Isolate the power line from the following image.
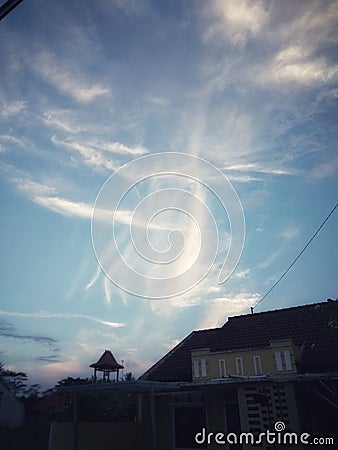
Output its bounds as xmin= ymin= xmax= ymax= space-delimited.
xmin=0 ymin=0 xmax=24 ymax=21
xmin=252 ymin=202 xmax=338 ymax=312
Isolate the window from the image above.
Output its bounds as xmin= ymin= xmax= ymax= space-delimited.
xmin=253 ymin=355 xmax=262 ymax=375
xmin=218 ymin=359 xmax=226 ymax=377
xmin=275 ymin=350 xmax=293 ymax=371
xmin=284 ymin=350 xmax=292 ymax=370
xmin=275 ymin=351 xmax=283 ymax=371
xmin=201 ymin=359 xmax=207 ymax=377
xmin=193 ymin=359 xmax=199 ymax=378
xmin=236 ymin=357 xmax=244 ymax=376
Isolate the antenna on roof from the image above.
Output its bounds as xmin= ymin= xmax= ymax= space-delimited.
xmin=250 ymin=307 xmax=254 ymax=314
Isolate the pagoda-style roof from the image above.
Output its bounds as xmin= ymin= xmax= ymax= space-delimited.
xmin=90 ymin=350 xmax=124 ymax=372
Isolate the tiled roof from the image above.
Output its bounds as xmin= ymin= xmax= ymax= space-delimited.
xmin=140 ymin=329 xmax=219 ymax=382
xmin=90 ymin=350 xmax=124 ymax=371
xmin=141 ymin=299 xmax=338 ymax=381
xmin=216 ymin=300 xmax=338 ymax=372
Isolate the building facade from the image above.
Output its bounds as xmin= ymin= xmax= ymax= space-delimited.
xmin=141 ymin=299 xmax=338 ymax=450
xmin=49 ymin=299 xmax=338 ymax=450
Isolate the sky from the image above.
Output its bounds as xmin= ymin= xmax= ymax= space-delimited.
xmin=0 ymin=0 xmax=337 ymax=389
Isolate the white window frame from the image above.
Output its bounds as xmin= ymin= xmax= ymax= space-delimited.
xmin=193 ymin=359 xmax=200 ymax=378
xmin=235 ymin=357 xmax=244 ymax=376
xmin=253 ymin=355 xmax=262 ymax=375
xmin=284 ymin=350 xmax=292 ymax=370
xmin=218 ymin=359 xmax=226 ymax=378
xmin=201 ymin=358 xmax=207 ymax=377
xmin=275 ymin=351 xmax=283 ymax=371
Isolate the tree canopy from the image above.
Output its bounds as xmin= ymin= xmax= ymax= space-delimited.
xmin=0 ymin=362 xmax=40 ymax=398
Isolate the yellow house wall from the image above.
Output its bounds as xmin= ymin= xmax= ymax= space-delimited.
xmin=191 ymin=340 xmax=298 ymax=381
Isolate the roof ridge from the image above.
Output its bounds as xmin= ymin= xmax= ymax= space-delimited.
xmin=140 ymin=298 xmax=338 ymax=382
xmin=225 ymin=299 xmax=337 ymax=324
xmin=139 ymin=331 xmax=196 ymax=380
xmin=194 ymin=327 xmax=222 ymax=333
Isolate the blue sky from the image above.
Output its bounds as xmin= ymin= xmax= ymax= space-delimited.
xmin=0 ymin=0 xmax=337 ymax=388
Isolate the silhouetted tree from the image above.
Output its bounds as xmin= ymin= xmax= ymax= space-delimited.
xmin=55 ymin=377 xmax=91 ymax=388
xmin=123 ymin=372 xmax=135 ymax=381
xmin=0 ymin=362 xmax=28 ymax=396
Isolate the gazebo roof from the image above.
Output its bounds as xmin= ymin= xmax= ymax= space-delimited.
xmin=90 ymin=350 xmax=124 ymax=371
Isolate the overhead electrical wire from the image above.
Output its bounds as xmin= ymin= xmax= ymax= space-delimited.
xmin=252 ymin=202 xmax=338 ymax=312
xmin=0 ymin=0 xmax=24 ymax=21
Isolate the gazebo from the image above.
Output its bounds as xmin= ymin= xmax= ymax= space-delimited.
xmin=89 ymin=350 xmax=124 ymax=383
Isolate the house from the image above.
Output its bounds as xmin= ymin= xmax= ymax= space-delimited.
xmin=140 ymin=299 xmax=338 ymax=449
xmin=50 ymin=299 xmax=338 ymax=450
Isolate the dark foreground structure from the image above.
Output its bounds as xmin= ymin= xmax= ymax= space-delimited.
xmin=50 ymin=299 xmax=338 ymax=450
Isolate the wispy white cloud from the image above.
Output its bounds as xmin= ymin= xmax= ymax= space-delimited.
xmin=65 ymin=258 xmax=93 ymax=300
xmin=0 ymin=134 xmax=26 ymax=147
xmin=309 ymin=157 xmax=338 ymax=180
xmin=280 ymin=228 xmax=299 ymax=240
xmin=0 ymin=310 xmax=125 ymax=329
xmin=162 ymin=338 xmax=181 ymax=350
xmin=203 ymin=0 xmax=268 ymax=46
xmin=197 ymin=292 xmax=260 ymax=329
xmin=147 ymin=95 xmax=170 ymax=106
xmin=226 ymin=174 xmax=262 ymax=183
xmin=0 ymin=134 xmax=27 ymax=153
xmin=43 ymin=109 xmax=86 ymax=134
xmin=34 ymin=50 xmax=110 ymax=103
xmin=233 ymin=268 xmax=251 ymax=279
xmin=99 ymin=141 xmax=148 ymax=156
xmin=256 ymin=246 xmax=285 ymax=271
xmin=0 ymin=100 xmax=27 ymax=118
xmin=104 ymin=277 xmax=113 ymax=305
xmin=200 ymin=0 xmax=338 ymax=92
xmin=17 ymin=179 xmax=57 ymax=197
xmin=100 ymin=0 xmax=149 ymax=16
xmin=32 ymin=194 xmax=138 ymax=225
xmin=224 ymin=163 xmax=297 ymax=176
xmin=8 ymin=168 xmax=177 ymax=230
xmin=51 ymin=135 xmax=117 ymax=172
xmin=51 ymin=135 xmax=148 ymax=172
xmin=149 ymin=296 xmax=197 ymax=318
xmin=34 ymin=195 xmax=94 ymax=218
xmin=1 ymin=165 xmax=94 ymax=219
xmin=275 ymin=1 xmax=338 ymax=49
xmin=263 ymin=44 xmax=338 ymax=85
xmin=85 ymin=266 xmax=102 ymax=291
xmin=251 ymin=1 xmax=338 ymax=87
xmin=148 ymin=260 xmax=238 ymax=319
